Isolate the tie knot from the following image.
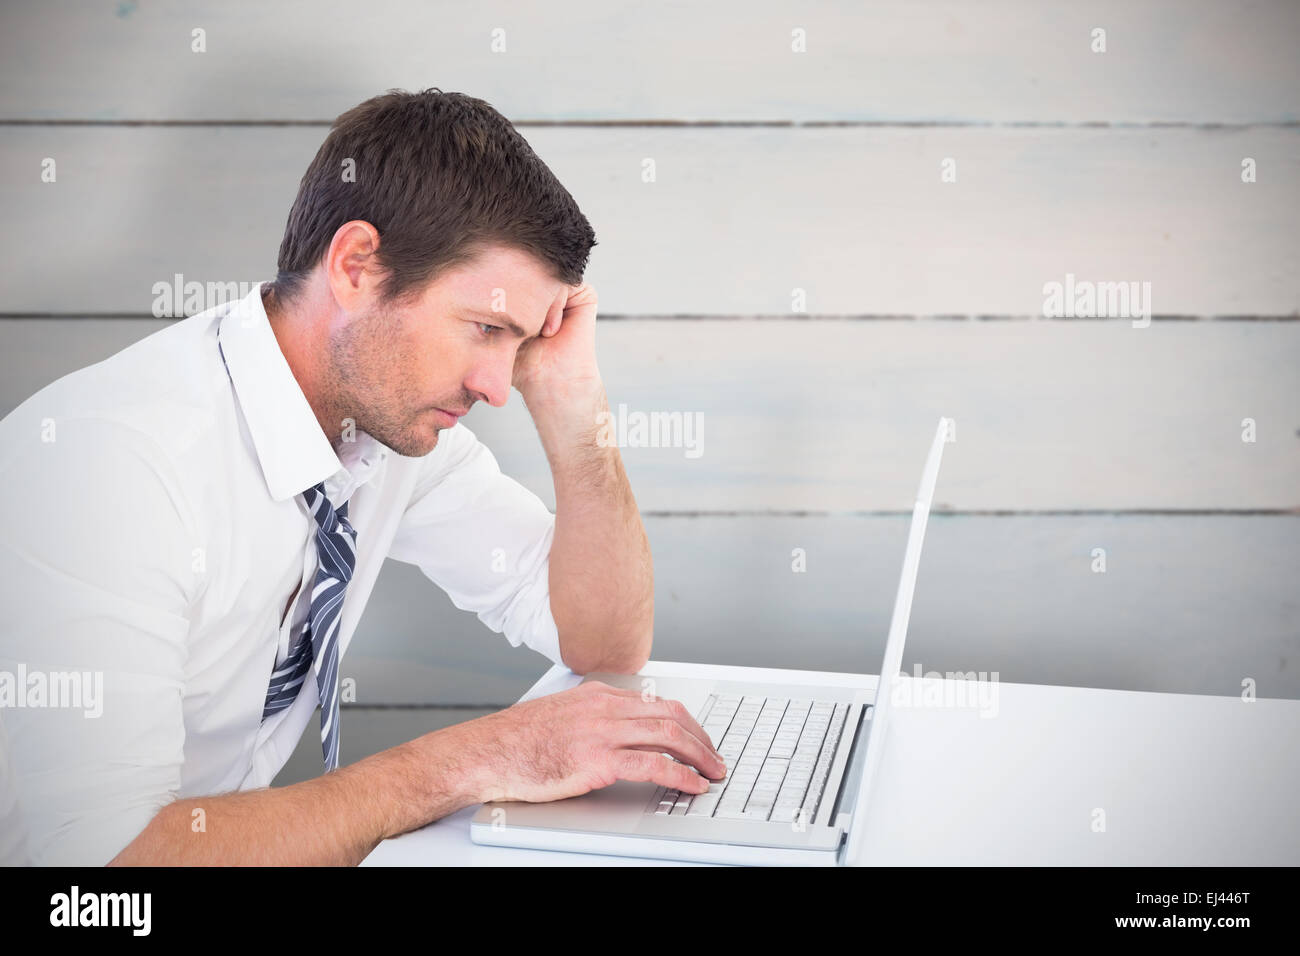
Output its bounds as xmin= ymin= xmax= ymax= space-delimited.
xmin=301 ymin=481 xmax=355 ymax=540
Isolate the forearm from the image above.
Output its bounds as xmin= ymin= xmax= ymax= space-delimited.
xmin=525 ymin=380 xmax=654 ymax=674
xmin=107 ymin=720 xmax=489 ymax=866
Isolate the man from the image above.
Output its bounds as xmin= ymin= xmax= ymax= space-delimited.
xmin=0 ymin=88 xmax=725 ymax=865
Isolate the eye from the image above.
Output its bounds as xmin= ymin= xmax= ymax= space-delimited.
xmin=476 ymin=322 xmax=502 ymax=337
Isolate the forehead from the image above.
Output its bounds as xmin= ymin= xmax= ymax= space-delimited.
xmin=424 ymin=243 xmax=568 ymax=333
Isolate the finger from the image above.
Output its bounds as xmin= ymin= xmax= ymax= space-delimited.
xmin=543 ymin=289 xmax=572 ymax=336
xmin=625 ymin=745 xmax=729 ymax=782
xmin=611 ymin=750 xmax=712 ymax=795
xmin=621 ymin=694 xmax=721 ymax=756
xmin=613 ymin=717 xmax=727 ymax=780
xmin=583 ymin=684 xmax=722 ymax=757
xmin=561 ymin=283 xmax=596 ymax=317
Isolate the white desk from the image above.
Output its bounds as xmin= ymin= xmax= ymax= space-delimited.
xmin=362 ymin=660 xmax=1300 ymax=866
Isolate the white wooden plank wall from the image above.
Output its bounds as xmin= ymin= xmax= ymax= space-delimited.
xmin=0 ymin=1 xmax=1295 ymax=704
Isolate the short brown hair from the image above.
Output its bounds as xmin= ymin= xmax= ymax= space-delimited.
xmin=267 ymin=88 xmax=597 ymax=308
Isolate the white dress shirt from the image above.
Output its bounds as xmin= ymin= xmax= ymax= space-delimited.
xmin=0 ymin=281 xmax=563 ymax=865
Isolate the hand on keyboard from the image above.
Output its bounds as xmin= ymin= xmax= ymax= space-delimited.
xmin=468 ymin=680 xmax=728 ymax=804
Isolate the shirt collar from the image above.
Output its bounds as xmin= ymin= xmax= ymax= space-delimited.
xmin=217 ymin=282 xmax=388 ymax=503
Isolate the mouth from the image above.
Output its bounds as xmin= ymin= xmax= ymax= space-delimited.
xmin=432 ymin=407 xmax=467 ymax=425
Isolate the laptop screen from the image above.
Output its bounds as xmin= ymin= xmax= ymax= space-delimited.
xmin=841 ymin=415 xmax=950 ymax=864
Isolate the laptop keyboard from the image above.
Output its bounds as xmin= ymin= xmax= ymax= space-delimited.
xmin=646 ymin=694 xmax=849 ymax=823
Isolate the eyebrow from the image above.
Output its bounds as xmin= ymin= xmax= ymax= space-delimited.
xmin=465 ymin=307 xmax=536 ymax=340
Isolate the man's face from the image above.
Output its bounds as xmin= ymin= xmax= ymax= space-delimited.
xmin=323 ymin=243 xmax=569 ymax=458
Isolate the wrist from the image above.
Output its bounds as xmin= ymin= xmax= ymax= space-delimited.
xmin=519 ymin=372 xmax=605 ymax=419
xmin=522 ymin=379 xmax=610 ymax=468
xmin=456 ymin=710 xmax=510 ymax=804
xmin=370 ymin=719 xmax=499 ymax=838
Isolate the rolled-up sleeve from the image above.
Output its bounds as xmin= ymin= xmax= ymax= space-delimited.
xmin=387 ymin=422 xmax=563 ymax=666
xmin=0 ymin=417 xmax=197 ymax=865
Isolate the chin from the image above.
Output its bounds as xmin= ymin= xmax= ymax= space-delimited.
xmin=416 ymin=426 xmax=443 ymax=456
xmin=377 ymin=428 xmax=436 ymax=459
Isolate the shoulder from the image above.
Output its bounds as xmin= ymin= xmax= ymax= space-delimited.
xmin=0 ymin=312 xmax=225 ymax=468
xmin=0 ymin=314 xmax=232 ymax=544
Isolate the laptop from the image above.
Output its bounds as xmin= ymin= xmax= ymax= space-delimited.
xmin=469 ymin=416 xmax=952 ymax=865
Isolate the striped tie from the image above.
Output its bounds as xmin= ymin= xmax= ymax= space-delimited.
xmin=263 ymin=481 xmax=357 ymax=772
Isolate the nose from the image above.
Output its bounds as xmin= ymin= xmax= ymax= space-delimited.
xmin=465 ymin=353 xmax=514 ymax=409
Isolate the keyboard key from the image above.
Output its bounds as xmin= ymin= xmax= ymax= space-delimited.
xmin=644 ymin=694 xmax=845 ymax=822
xmin=686 ymin=795 xmax=720 ymax=817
